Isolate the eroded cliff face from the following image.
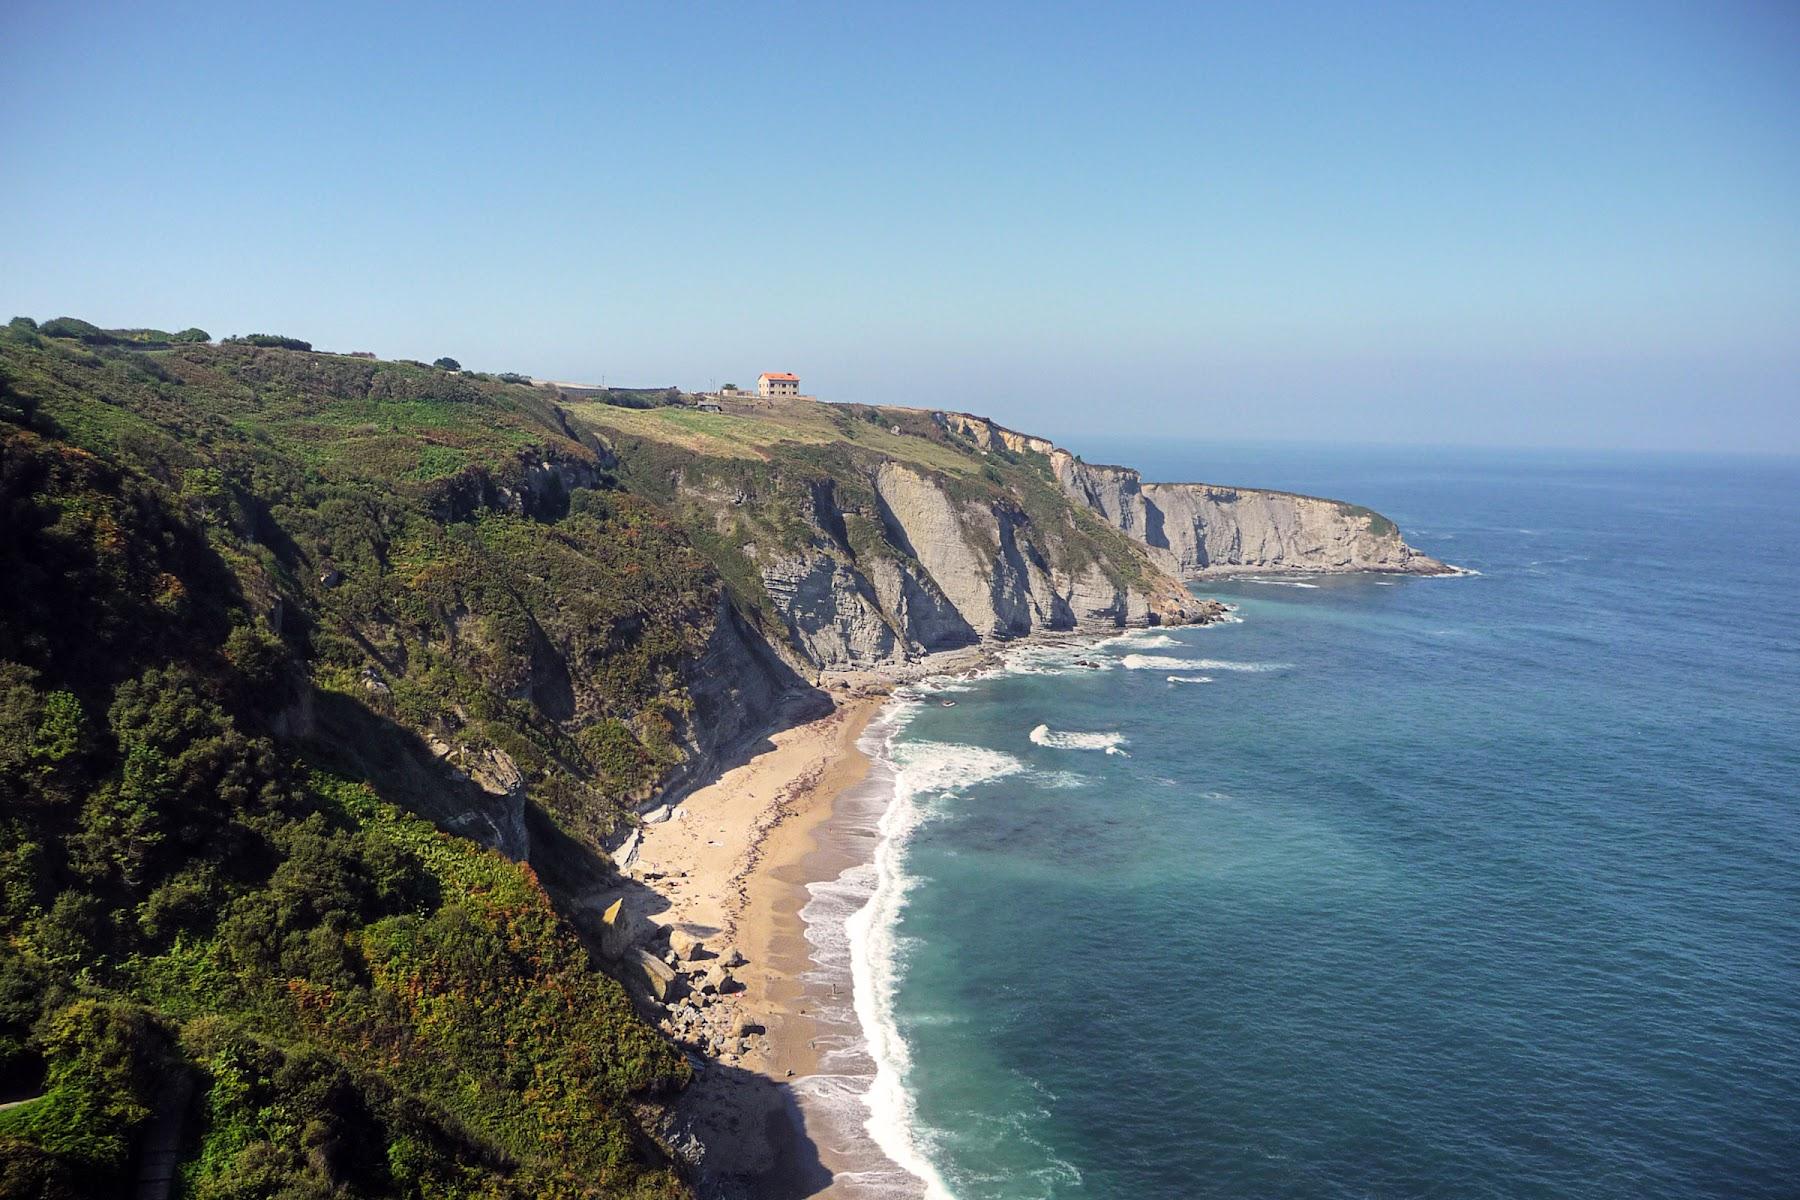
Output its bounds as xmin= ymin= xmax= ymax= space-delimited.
xmin=657 ymin=454 xmax=1214 ymax=672
xmin=870 ymin=461 xmax=1184 ymax=635
xmin=1134 ymin=481 xmax=1447 ymax=574
xmin=586 ymin=401 xmax=1445 ymax=681
xmin=938 ymin=411 xmax=1451 ymax=576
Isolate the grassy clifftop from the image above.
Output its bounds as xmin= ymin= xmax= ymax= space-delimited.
xmin=566 ymin=395 xmax=987 ymax=478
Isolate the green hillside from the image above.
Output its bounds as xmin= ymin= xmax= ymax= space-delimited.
xmin=0 ymin=321 xmax=701 ymax=1198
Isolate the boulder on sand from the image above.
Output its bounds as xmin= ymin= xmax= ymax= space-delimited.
xmin=633 ymin=948 xmax=678 ymax=1001
xmin=669 ymin=927 xmax=708 ymax=962
xmin=598 ymin=897 xmax=652 ymax=961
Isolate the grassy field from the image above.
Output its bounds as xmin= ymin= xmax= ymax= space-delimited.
xmin=565 ymin=394 xmax=989 ymax=478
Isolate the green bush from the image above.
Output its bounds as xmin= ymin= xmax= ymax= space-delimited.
xmin=36 ymin=318 xmax=106 ymax=343
xmin=223 ymin=334 xmax=311 ymax=351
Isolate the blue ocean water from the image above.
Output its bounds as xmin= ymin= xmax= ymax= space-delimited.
xmin=858 ymin=446 xmax=1800 ymax=1199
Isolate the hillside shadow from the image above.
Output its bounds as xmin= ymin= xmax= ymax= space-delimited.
xmin=531 ymin=825 xmax=832 ymax=1198
xmin=675 ymin=1061 xmax=833 ymax=1199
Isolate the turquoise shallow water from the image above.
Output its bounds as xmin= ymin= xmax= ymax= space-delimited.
xmin=861 ymin=447 xmax=1800 ymax=1199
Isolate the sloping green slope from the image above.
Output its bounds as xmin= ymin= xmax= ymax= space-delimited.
xmin=0 ymin=323 xmax=696 ymax=1197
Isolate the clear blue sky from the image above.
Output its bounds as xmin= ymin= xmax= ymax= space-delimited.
xmin=4 ymin=2 xmax=1796 ymax=453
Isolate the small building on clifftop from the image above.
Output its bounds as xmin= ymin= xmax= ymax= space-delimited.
xmin=757 ymin=372 xmax=800 ymax=399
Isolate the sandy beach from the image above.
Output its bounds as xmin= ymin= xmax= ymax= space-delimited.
xmin=619 ymin=681 xmax=903 ymax=1193
xmin=628 ymin=689 xmax=884 ymax=1066
xmin=617 ymin=641 xmax=1111 ymax=1193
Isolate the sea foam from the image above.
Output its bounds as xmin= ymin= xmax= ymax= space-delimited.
xmin=1029 ymin=723 xmax=1129 ymax=755
xmin=1244 ymin=577 xmax=1322 ymax=588
xmin=1099 ymin=630 xmax=1181 ymax=649
xmin=1000 ymin=643 xmax=1117 ymax=676
xmin=1123 ymin=654 xmax=1290 ymax=672
xmin=844 ymin=732 xmax=1025 ymax=1198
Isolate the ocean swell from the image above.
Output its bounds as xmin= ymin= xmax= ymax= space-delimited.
xmin=841 ymin=722 xmax=1025 ymax=1198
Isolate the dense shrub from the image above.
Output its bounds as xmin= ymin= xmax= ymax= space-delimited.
xmin=0 ymin=323 xmax=695 ymax=1196
xmin=36 ymin=318 xmax=107 ymax=343
xmin=223 ymin=334 xmax=311 ymax=351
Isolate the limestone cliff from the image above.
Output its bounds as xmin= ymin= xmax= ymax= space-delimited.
xmin=574 ymin=396 xmax=1447 ymax=679
xmin=580 ymin=403 xmax=1217 ymax=673
xmin=937 ymin=411 xmax=1452 ymax=576
xmin=701 ymin=458 xmax=1212 ymax=670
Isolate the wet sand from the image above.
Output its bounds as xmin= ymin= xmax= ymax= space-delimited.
xmin=629 ymin=691 xmax=886 ymax=1067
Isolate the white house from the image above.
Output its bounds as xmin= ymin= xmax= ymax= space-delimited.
xmin=757 ymin=372 xmax=800 ymax=399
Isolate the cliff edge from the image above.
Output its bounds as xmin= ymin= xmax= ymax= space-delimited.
xmin=566 ymin=396 xmax=1222 ymax=675
xmin=936 ymin=411 xmax=1452 ymax=577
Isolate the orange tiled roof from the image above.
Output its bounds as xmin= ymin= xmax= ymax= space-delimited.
xmin=759 ymin=372 xmax=799 ymax=381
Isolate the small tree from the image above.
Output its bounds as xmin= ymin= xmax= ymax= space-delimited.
xmin=31 ymin=693 xmax=89 ymax=765
xmin=433 ymin=357 xmax=461 ymax=371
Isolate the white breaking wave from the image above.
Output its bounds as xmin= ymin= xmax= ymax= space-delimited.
xmin=1166 ymin=675 xmax=1214 ymax=684
xmin=1121 ymin=654 xmax=1193 ymax=670
xmin=1098 ymin=630 xmax=1180 ymax=649
xmin=891 ymin=739 xmax=1026 ymax=796
xmin=1244 ymin=577 xmax=1321 ymax=588
xmin=1029 ymin=723 xmax=1129 ymax=755
xmin=1000 ymin=642 xmax=1117 ymax=676
xmin=846 ymin=735 xmax=1024 ymax=1199
xmin=1124 ymin=654 xmax=1290 ymax=673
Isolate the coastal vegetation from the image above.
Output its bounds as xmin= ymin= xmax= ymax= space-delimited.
xmin=0 ymin=322 xmax=707 ymax=1196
